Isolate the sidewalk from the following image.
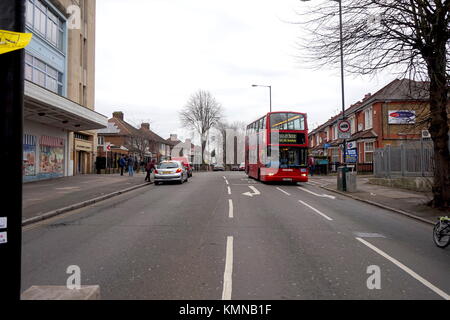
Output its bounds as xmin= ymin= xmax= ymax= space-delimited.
xmin=309 ymin=175 xmax=445 ymax=224
xmin=23 ymin=172 xmax=151 ymax=223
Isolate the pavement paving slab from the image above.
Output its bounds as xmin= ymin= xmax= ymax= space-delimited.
xmin=22 ymin=173 xmax=151 ymax=221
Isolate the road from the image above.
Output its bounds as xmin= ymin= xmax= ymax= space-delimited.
xmin=21 ymin=172 xmax=450 ymax=300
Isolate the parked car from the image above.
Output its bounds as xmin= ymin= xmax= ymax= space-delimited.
xmin=154 ymin=160 xmax=188 ymax=185
xmin=231 ymin=165 xmax=239 ymax=171
xmin=213 ymin=164 xmax=225 ymax=171
xmin=239 ymin=162 xmax=245 ymax=171
xmin=172 ymin=157 xmax=193 ymax=177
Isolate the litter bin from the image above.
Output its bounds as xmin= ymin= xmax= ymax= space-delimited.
xmin=337 ymin=166 xmax=357 ymax=192
xmin=346 ymin=170 xmax=357 ymax=192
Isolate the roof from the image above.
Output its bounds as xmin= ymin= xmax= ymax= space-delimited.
xmin=348 ymin=129 xmax=378 ymax=142
xmin=100 ymin=117 xmax=168 ymax=144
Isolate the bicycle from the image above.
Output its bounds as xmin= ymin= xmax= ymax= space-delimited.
xmin=433 ymin=216 xmax=450 ymax=248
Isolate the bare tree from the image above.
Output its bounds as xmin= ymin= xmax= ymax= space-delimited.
xmin=296 ymin=0 xmax=450 ymax=208
xmin=126 ymin=131 xmax=151 ymax=162
xmin=179 ymin=90 xmax=223 ymax=165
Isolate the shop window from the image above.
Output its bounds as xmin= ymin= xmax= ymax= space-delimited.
xmin=23 ymin=134 xmax=37 ymax=176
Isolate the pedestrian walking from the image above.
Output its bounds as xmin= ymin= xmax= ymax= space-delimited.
xmin=308 ymin=155 xmax=315 ymax=176
xmin=145 ymin=159 xmax=156 ymax=182
xmin=119 ymin=155 xmax=126 ymax=176
xmin=127 ymin=156 xmax=135 ymax=176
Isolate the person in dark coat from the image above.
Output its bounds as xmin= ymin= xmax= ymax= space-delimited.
xmin=145 ymin=159 xmax=156 ymax=182
xmin=127 ymin=156 xmax=135 ymax=176
xmin=119 ymin=155 xmax=126 ymax=176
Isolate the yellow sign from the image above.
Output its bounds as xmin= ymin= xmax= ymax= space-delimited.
xmin=0 ymin=30 xmax=32 ymax=55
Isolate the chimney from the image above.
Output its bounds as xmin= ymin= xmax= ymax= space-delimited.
xmin=170 ymin=134 xmax=178 ymax=141
xmin=141 ymin=123 xmax=150 ymax=131
xmin=112 ymin=111 xmax=124 ymax=120
xmin=364 ymin=93 xmax=372 ymax=100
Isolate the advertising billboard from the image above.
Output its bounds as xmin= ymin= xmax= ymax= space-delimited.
xmin=388 ymin=110 xmax=416 ymax=124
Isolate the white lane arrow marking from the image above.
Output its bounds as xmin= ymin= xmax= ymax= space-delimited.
xmin=242 ymin=186 xmax=261 ymax=197
xmin=297 ymin=187 xmax=336 ymax=199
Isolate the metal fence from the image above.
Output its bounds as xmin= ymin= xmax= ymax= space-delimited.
xmin=374 ymin=140 xmax=434 ymax=178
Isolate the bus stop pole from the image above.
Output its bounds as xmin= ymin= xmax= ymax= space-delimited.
xmin=0 ymin=0 xmax=25 ymax=300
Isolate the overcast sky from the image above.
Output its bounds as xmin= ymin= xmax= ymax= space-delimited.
xmin=95 ymin=0 xmax=395 ymax=141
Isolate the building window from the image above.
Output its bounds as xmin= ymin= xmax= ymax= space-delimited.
xmin=333 ymin=125 xmax=338 ymax=140
xmin=75 ymin=133 xmax=89 ymax=141
xmin=98 ymin=136 xmax=104 ymax=146
xmin=26 ymin=0 xmax=65 ymax=51
xmin=364 ymin=107 xmax=373 ymax=130
xmin=364 ymin=141 xmax=374 ymax=163
xmin=25 ymin=53 xmax=63 ymax=94
xmin=349 ymin=116 xmax=356 ymax=134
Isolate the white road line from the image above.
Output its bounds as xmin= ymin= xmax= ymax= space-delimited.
xmin=227 ymin=186 xmax=231 ymax=195
xmin=276 ymin=187 xmax=291 ymax=196
xmin=222 ymin=236 xmax=234 ymax=300
xmin=225 ymin=180 xmax=229 ymax=185
xmin=298 ymin=200 xmax=333 ymax=221
xmin=356 ymin=237 xmax=450 ymax=300
xmin=249 ymin=186 xmax=260 ymax=195
xmin=297 ymin=186 xmax=336 ymax=199
xmin=228 ymin=199 xmax=233 ymax=218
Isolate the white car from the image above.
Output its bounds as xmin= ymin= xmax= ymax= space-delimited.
xmin=154 ymin=161 xmax=189 ymax=185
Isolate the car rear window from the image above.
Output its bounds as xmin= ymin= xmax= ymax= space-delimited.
xmin=158 ymin=162 xmax=179 ymax=169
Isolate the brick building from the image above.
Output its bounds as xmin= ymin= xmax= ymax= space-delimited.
xmin=308 ymin=79 xmax=438 ymax=172
xmin=96 ymin=112 xmax=172 ymax=170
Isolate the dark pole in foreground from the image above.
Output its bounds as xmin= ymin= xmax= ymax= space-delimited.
xmin=0 ymin=0 xmax=25 ymax=300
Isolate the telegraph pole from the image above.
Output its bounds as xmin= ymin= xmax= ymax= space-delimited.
xmin=0 ymin=0 xmax=25 ymax=300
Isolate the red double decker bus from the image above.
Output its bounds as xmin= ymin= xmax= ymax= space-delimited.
xmin=245 ymin=111 xmax=309 ymax=183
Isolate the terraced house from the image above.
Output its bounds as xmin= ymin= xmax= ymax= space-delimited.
xmin=96 ymin=111 xmax=173 ymax=171
xmin=308 ymin=79 xmax=437 ymax=173
xmin=23 ymin=0 xmax=107 ymax=182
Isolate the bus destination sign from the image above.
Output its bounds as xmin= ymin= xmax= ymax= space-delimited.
xmin=278 ymin=133 xmax=305 ymax=144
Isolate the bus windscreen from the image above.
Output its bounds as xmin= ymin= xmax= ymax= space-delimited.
xmin=270 ymin=113 xmax=305 ymax=130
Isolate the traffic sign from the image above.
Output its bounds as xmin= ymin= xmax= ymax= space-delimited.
xmin=338 ymin=120 xmax=351 ymax=133
xmin=104 ymin=142 xmax=111 ymax=152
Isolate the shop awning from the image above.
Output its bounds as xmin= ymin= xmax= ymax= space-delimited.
xmin=24 ymin=81 xmax=108 ymax=131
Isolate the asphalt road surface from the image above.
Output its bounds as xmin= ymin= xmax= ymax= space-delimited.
xmin=21 ymin=172 xmax=450 ymax=300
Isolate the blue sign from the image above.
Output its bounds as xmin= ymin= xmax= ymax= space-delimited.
xmin=346 ymin=149 xmax=358 ymax=163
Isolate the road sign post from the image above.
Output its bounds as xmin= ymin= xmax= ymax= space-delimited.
xmin=338 ymin=120 xmax=351 ymax=191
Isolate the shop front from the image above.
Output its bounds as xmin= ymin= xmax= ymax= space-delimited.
xmin=74 ymin=136 xmax=94 ymax=175
xmin=23 ymin=128 xmax=67 ymax=182
xmin=23 ymin=80 xmax=107 ymax=182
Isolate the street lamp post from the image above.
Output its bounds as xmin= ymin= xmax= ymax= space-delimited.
xmin=252 ymin=84 xmax=272 ymax=113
